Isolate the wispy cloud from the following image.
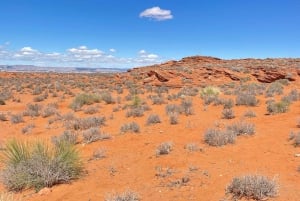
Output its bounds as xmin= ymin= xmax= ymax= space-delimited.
xmin=140 ymin=6 xmax=173 ymax=21
xmin=0 ymin=45 xmax=165 ymax=68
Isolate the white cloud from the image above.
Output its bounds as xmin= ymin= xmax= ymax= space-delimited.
xmin=0 ymin=45 xmax=165 ymax=68
xmin=109 ymin=48 xmax=116 ymax=53
xmin=140 ymin=6 xmax=173 ymax=21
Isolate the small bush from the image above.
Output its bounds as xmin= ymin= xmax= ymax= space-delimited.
xmin=265 ymin=82 xmax=284 ymax=97
xmin=150 ymin=95 xmax=165 ymax=105
xmin=84 ymin=106 xmax=99 ymax=114
xmin=267 ymin=100 xmax=289 ymax=114
xmin=126 ymin=107 xmax=144 ymax=118
xmin=227 ymin=121 xmax=255 ymax=136
xmin=92 ymin=148 xmax=106 ymax=160
xmin=165 ymin=104 xmax=181 ymax=115
xmin=0 ymin=139 xmax=83 ymax=191
xmin=41 ymin=105 xmax=57 ymax=118
xmin=21 ymin=124 xmax=35 ymax=134
xmin=156 ymin=142 xmax=173 ymax=156
xmin=0 ymin=113 xmax=7 ymax=121
xmin=200 ymin=86 xmax=220 ymax=105
xmin=168 ymin=113 xmax=179 ymax=125
xmin=67 ymin=116 xmax=106 ymax=130
xmin=120 ymin=122 xmax=140 ymax=133
xmin=146 ymin=114 xmax=161 ymax=125
xmin=289 ymin=131 xmax=300 ymax=147
xmin=236 ymin=92 xmax=258 ymax=106
xmin=226 ymin=175 xmax=278 ymax=200
xmin=23 ymin=104 xmax=42 ymax=117
xmin=244 ymin=110 xmax=257 ymax=118
xmin=100 ymin=91 xmax=115 ymax=104
xmin=10 ymin=114 xmax=24 ymax=124
xmin=51 ymin=130 xmax=78 ymax=146
xmin=70 ymin=93 xmax=100 ymax=111
xmin=82 ymin=127 xmax=111 ymax=144
xmin=222 ymin=109 xmax=235 ymax=119
xmin=204 ymin=129 xmax=236 ymax=147
xmin=105 ymin=190 xmax=140 ymax=201
xmin=180 ymin=98 xmax=193 ymax=116
xmin=184 ymin=143 xmax=201 ymax=152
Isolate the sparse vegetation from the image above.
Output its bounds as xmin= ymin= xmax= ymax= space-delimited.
xmin=222 ymin=108 xmax=235 ymax=119
xmin=146 ymin=114 xmax=161 ymax=125
xmin=10 ymin=114 xmax=24 ymax=124
xmin=204 ymin=129 xmax=236 ymax=147
xmin=120 ymin=122 xmax=140 ymax=133
xmin=82 ymin=127 xmax=111 ymax=144
xmin=267 ymin=100 xmax=289 ymax=114
xmin=226 ymin=174 xmax=278 ymax=200
xmin=0 ymin=139 xmax=83 ymax=191
xmin=156 ymin=142 xmax=173 ymax=156
xmin=70 ymin=93 xmax=100 ymax=111
xmin=105 ymin=190 xmax=140 ymax=201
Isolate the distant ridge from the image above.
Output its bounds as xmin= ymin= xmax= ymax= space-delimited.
xmin=0 ymin=65 xmax=127 ymax=73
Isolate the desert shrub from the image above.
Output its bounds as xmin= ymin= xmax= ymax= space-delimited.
xmin=236 ymin=92 xmax=258 ymax=106
xmin=204 ymin=129 xmax=236 ymax=146
xmin=154 ymin=86 xmax=169 ymax=94
xmin=105 ymin=190 xmax=140 ymax=201
xmin=120 ymin=122 xmax=140 ymax=133
xmin=67 ymin=116 xmax=106 ymax=130
xmin=200 ymin=86 xmax=220 ymax=105
xmin=51 ymin=130 xmax=78 ymax=146
xmin=156 ymin=142 xmax=173 ymax=156
xmin=150 ymin=95 xmax=165 ymax=105
xmin=84 ymin=106 xmax=99 ymax=114
xmin=178 ymin=87 xmax=198 ymax=97
xmin=32 ymin=86 xmax=42 ymax=95
xmin=281 ymin=89 xmax=299 ymax=103
xmin=146 ymin=114 xmax=161 ymax=125
xmin=41 ymin=105 xmax=57 ymax=118
xmin=0 ymin=139 xmax=83 ymax=191
xmin=267 ymin=100 xmax=289 ymax=114
xmin=222 ymin=109 xmax=235 ymax=119
xmin=265 ymin=82 xmax=284 ymax=97
xmin=33 ymin=94 xmax=46 ymax=102
xmin=289 ymin=131 xmax=300 ymax=147
xmin=218 ymin=98 xmax=234 ymax=109
xmin=168 ymin=113 xmax=179 ymax=125
xmin=10 ymin=114 xmax=24 ymax=124
xmin=226 ymin=175 xmax=278 ymax=200
xmin=184 ymin=143 xmax=201 ymax=152
xmin=244 ymin=110 xmax=257 ymax=118
xmin=0 ymin=99 xmax=5 ymax=105
xmin=180 ymin=98 xmax=193 ymax=115
xmin=21 ymin=124 xmax=35 ymax=134
xmin=227 ymin=121 xmax=255 ymax=136
xmin=0 ymin=113 xmax=7 ymax=121
xmin=82 ymin=127 xmax=111 ymax=144
xmin=92 ymin=148 xmax=107 ymax=160
xmin=100 ymin=91 xmax=115 ymax=104
xmin=126 ymin=107 xmax=144 ymax=118
xmin=69 ymin=93 xmax=100 ymax=111
xmin=23 ymin=104 xmax=42 ymax=117
xmin=165 ymin=104 xmax=181 ymax=115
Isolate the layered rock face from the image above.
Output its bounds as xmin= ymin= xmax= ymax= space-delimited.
xmin=126 ymin=56 xmax=300 ymax=87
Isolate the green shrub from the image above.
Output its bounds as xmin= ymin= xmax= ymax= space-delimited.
xmin=0 ymin=139 xmax=83 ymax=191
xmin=200 ymin=86 xmax=220 ymax=105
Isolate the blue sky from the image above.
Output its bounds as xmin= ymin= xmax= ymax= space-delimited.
xmin=0 ymin=0 xmax=299 ymax=68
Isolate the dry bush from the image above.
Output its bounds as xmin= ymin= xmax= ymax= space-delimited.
xmin=105 ymin=190 xmax=140 ymax=201
xmin=222 ymin=108 xmax=235 ymax=119
xmin=66 ymin=116 xmax=106 ymax=130
xmin=0 ymin=113 xmax=7 ymax=121
xmin=51 ymin=130 xmax=78 ymax=146
xmin=92 ymin=148 xmax=107 ymax=160
xmin=41 ymin=104 xmax=57 ymax=118
xmin=180 ymin=98 xmax=194 ymax=115
xmin=226 ymin=175 xmax=279 ymax=200
xmin=204 ymin=129 xmax=236 ymax=147
xmin=69 ymin=93 xmax=100 ymax=111
xmin=21 ymin=123 xmax=35 ymax=134
xmin=236 ymin=92 xmax=259 ymax=106
xmin=265 ymin=82 xmax=284 ymax=97
xmin=84 ymin=106 xmax=99 ymax=114
xmin=10 ymin=114 xmax=24 ymax=124
xmin=120 ymin=122 xmax=140 ymax=133
xmin=126 ymin=107 xmax=145 ymax=118
xmin=156 ymin=142 xmax=173 ymax=156
xmin=82 ymin=127 xmax=111 ymax=144
xmin=150 ymin=95 xmax=165 ymax=105
xmin=244 ymin=110 xmax=257 ymax=118
xmin=165 ymin=104 xmax=181 ymax=115
xmin=146 ymin=114 xmax=161 ymax=125
xmin=23 ymin=104 xmax=42 ymax=117
xmin=0 ymin=192 xmax=21 ymax=201
xmin=168 ymin=112 xmax=179 ymax=125
xmin=289 ymin=131 xmax=300 ymax=147
xmin=227 ymin=121 xmax=255 ymax=136
xmin=267 ymin=100 xmax=289 ymax=114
